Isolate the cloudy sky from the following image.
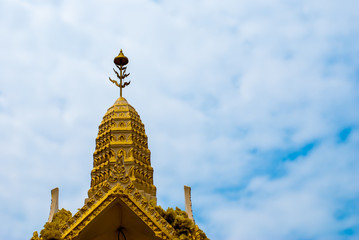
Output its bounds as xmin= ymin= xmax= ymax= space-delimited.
xmin=1 ymin=0 xmax=359 ymax=239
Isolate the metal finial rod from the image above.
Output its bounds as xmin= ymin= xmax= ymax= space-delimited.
xmin=109 ymin=50 xmax=131 ymax=97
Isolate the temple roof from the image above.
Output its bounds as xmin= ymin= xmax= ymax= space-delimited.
xmin=61 ymin=178 xmax=175 ymax=239
xmin=36 ymin=51 xmax=208 ymax=240
xmin=59 ymin=97 xmax=175 ymax=240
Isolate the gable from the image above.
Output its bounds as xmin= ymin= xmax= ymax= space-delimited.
xmin=60 ymin=164 xmax=176 ymax=240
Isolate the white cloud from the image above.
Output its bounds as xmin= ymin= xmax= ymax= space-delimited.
xmin=0 ymin=0 xmax=359 ymax=239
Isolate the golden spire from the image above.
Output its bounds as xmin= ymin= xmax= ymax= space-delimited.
xmin=88 ymin=97 xmax=157 ymax=202
xmin=109 ymin=49 xmax=131 ymax=97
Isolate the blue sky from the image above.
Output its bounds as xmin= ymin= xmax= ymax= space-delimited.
xmin=1 ymin=0 xmax=359 ymax=239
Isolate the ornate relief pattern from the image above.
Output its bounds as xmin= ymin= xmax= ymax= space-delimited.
xmin=62 ymin=183 xmax=175 ymax=240
xmin=88 ymin=97 xmax=156 ymax=201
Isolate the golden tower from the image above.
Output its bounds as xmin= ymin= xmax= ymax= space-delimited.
xmin=87 ymin=96 xmax=157 ymax=202
xmin=89 ymin=49 xmax=156 ymax=201
xmin=58 ymin=50 xmax=175 ymax=240
xmin=32 ymin=50 xmax=209 ymax=240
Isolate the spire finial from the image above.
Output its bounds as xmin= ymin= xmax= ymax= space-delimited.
xmin=109 ymin=49 xmax=131 ymax=97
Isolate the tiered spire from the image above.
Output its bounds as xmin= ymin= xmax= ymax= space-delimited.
xmin=88 ymin=51 xmax=156 ymax=202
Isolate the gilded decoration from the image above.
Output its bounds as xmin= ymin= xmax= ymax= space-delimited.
xmin=88 ymin=96 xmax=156 ymax=202
xmin=61 ymin=183 xmax=175 ymax=240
